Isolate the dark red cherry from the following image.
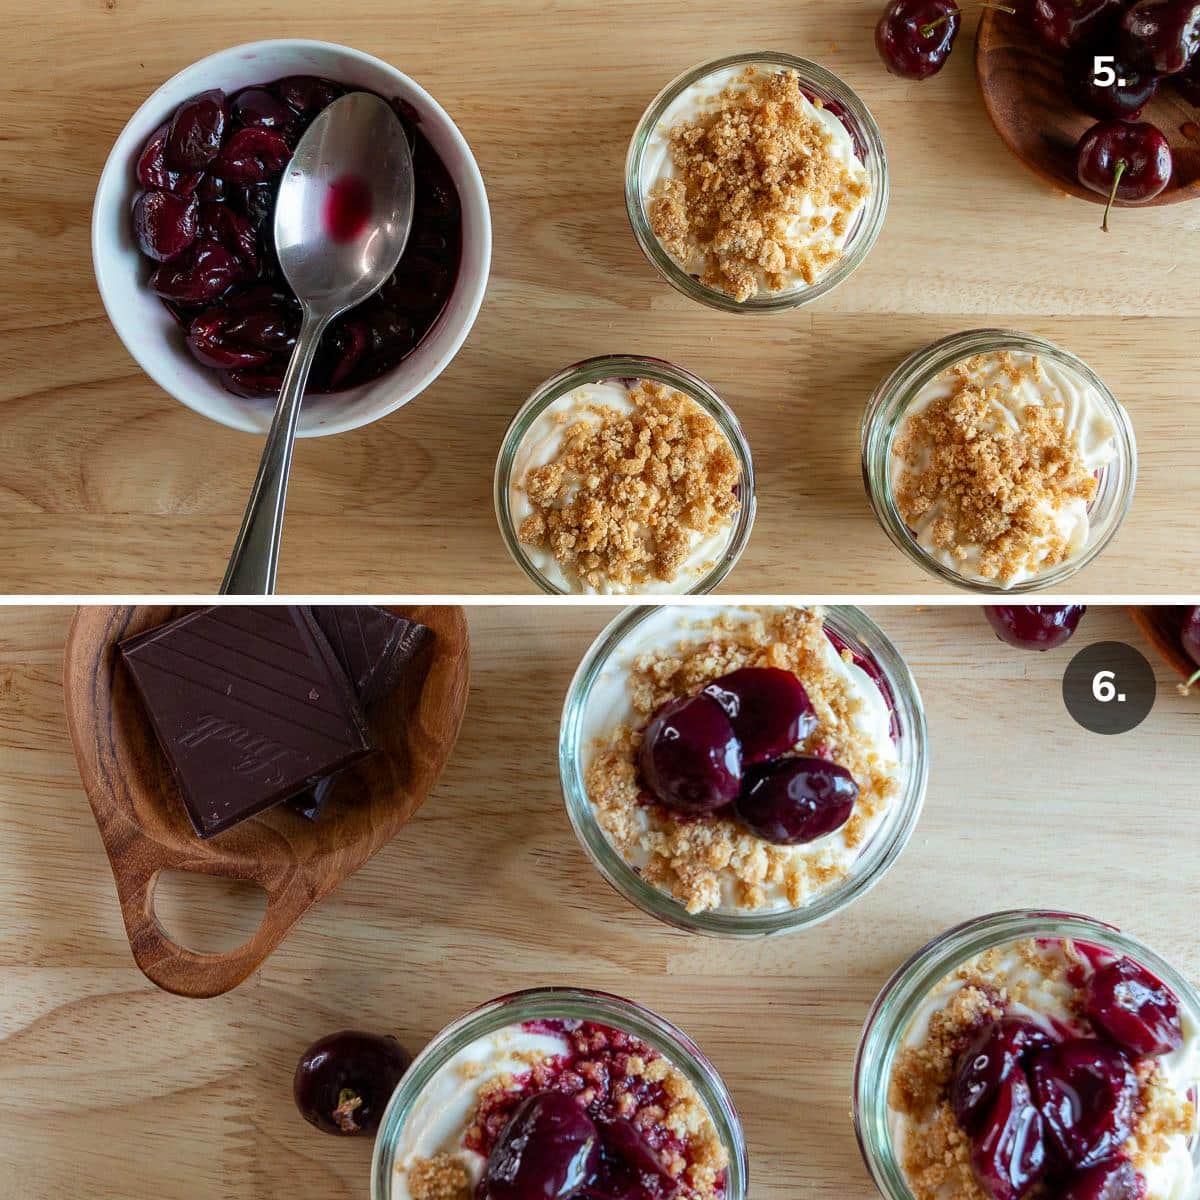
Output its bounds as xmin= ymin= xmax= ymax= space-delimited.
xmin=952 ymin=1019 xmax=1055 ymax=1134
xmin=132 ymin=190 xmax=198 ymax=262
xmin=1175 ymin=51 xmax=1200 ymax=101
xmin=984 ymin=605 xmax=1087 ymax=651
xmin=1033 ymin=0 xmax=1125 ymax=51
xmin=324 ymin=317 xmax=372 ymax=389
xmin=149 ymin=241 xmax=242 ymax=304
xmin=196 ymin=202 xmax=260 ymax=272
xmin=237 ymin=182 xmax=276 ymax=232
xmin=970 ymin=1072 xmax=1048 ymax=1200
xmin=221 ymin=364 xmax=286 ymax=399
xmin=186 ymin=309 xmax=273 ymax=370
xmin=136 ymin=122 xmax=203 ymax=195
xmin=214 ymin=126 xmax=291 ymax=184
xmin=481 ymin=1092 xmax=600 ymax=1200
xmin=1076 ymin=120 xmax=1173 ymax=230
xmin=1179 ymin=605 xmax=1200 ymax=667
xmin=1028 ymin=1038 xmax=1138 ymax=1169
xmin=1121 ymin=0 xmax=1200 ymax=74
xmin=734 ymin=757 xmax=858 ymax=845
xmin=293 ymin=1029 xmax=411 ymax=1136
xmin=165 ymin=89 xmax=228 ymax=170
xmin=275 ymin=75 xmax=343 ymax=116
xmin=223 ymin=305 xmax=298 ymax=354
xmin=1064 ymin=44 xmax=1159 ymax=119
xmin=1085 ymin=956 xmax=1184 ymax=1057
xmin=231 ymin=87 xmax=297 ymax=136
xmin=1061 ymin=1158 xmax=1147 ymax=1200
xmin=594 ymin=1118 xmax=679 ymax=1200
xmin=875 ymin=0 xmax=961 ymax=79
xmin=637 ymin=694 xmax=742 ymax=815
xmin=701 ymin=667 xmax=816 ymax=766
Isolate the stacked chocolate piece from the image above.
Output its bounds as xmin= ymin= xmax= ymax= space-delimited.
xmin=119 ymin=606 xmax=432 ymax=839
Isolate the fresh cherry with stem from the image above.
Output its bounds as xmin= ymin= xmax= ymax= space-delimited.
xmin=876 ymin=1 xmax=1016 ymax=79
xmin=1063 ymin=44 xmax=1159 ymax=119
xmin=1075 ymin=119 xmax=1173 ymax=230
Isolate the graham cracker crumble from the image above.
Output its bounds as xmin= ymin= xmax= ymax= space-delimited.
xmin=887 ymin=938 xmax=1197 ymax=1200
xmin=404 ymin=1153 xmax=471 ymax=1200
xmin=646 ymin=67 xmax=868 ymax=301
xmin=516 ymin=380 xmax=740 ymax=591
xmin=892 ymin=352 xmax=1101 ymax=583
xmin=585 ymin=607 xmax=899 ymax=914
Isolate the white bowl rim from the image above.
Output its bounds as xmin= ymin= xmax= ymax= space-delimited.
xmin=91 ymin=38 xmax=492 ymax=438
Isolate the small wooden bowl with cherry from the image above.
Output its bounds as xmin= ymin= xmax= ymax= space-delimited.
xmin=876 ymin=0 xmax=1200 ymax=228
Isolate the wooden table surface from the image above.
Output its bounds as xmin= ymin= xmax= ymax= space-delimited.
xmin=3 ymin=1 xmax=1199 ymax=594
xmin=3 ymin=603 xmax=1197 ymax=1198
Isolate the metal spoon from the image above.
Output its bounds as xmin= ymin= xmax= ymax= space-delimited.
xmin=220 ymin=92 xmax=414 ymax=594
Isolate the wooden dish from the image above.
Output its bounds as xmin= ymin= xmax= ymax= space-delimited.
xmin=63 ymin=605 xmax=470 ymax=998
xmin=977 ymin=3 xmax=1200 ymax=206
xmin=1128 ymin=605 xmax=1197 ymax=682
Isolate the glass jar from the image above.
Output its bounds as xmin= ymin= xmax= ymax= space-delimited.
xmin=861 ymin=329 xmax=1137 ymax=593
xmin=370 ymin=986 xmax=748 ymax=1200
xmin=624 ymin=52 xmax=889 ymax=313
xmin=853 ymin=909 xmax=1200 ymax=1200
xmin=559 ymin=604 xmax=928 ymax=937
xmin=494 ymin=354 xmax=756 ymax=594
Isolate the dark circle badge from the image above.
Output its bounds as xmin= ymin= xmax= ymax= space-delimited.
xmin=1062 ymin=641 xmax=1156 ymax=735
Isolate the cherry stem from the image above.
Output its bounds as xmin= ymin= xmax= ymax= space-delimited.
xmin=333 ymin=1087 xmax=364 ymax=1133
xmin=1102 ymin=159 xmax=1127 ymax=233
xmin=920 ymin=1 xmax=1014 ymax=36
xmin=1182 ymin=667 xmax=1200 ymax=696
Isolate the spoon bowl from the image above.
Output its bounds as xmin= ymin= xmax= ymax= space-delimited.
xmin=275 ymin=92 xmax=415 ymax=308
xmin=221 ymin=92 xmax=415 ymax=594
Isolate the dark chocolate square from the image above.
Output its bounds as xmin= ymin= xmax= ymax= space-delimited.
xmin=119 ymin=606 xmax=374 ymax=839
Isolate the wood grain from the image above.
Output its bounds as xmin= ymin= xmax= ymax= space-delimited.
xmin=977 ymin=1 xmax=1200 ymax=207
xmin=2 ymin=1 xmax=1200 ymax=593
xmin=63 ymin=605 xmax=470 ymax=997
xmin=3 ymin=604 xmax=1199 ymax=1198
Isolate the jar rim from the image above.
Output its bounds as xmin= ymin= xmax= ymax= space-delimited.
xmin=558 ymin=603 xmax=929 ymax=937
xmin=493 ymin=355 xmax=757 ymax=594
xmin=860 ymin=328 xmax=1138 ymax=594
xmin=369 ymin=986 xmax=748 ymax=1200
xmin=623 ymin=51 xmax=890 ymax=313
xmin=852 ymin=908 xmax=1200 ymax=1200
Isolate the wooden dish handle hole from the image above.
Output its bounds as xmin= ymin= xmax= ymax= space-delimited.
xmin=150 ymin=870 xmax=270 ymax=957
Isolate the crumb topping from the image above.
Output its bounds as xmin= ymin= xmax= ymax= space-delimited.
xmin=891 ymin=352 xmax=1100 ymax=583
xmin=405 ymin=1153 xmax=471 ymax=1200
xmin=585 ymin=607 xmax=899 ymax=914
xmin=646 ymin=67 xmax=868 ymax=301
xmin=888 ymin=938 xmax=1197 ymax=1200
xmin=516 ymin=380 xmax=740 ymax=591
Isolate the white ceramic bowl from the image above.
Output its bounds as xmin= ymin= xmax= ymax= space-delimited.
xmin=92 ymin=39 xmax=491 ymax=436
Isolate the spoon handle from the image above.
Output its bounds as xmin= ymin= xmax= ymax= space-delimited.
xmin=219 ymin=309 xmax=331 ymax=595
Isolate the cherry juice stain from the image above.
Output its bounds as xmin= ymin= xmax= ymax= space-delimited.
xmin=324 ymin=175 xmax=373 ymax=242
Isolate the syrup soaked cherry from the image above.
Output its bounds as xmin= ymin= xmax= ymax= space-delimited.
xmin=1027 ymin=1038 xmax=1137 ymax=1169
xmin=149 ymin=242 xmax=242 ymax=304
xmin=734 ymin=757 xmax=858 ymax=845
xmin=1076 ymin=120 xmax=1173 ymax=230
xmin=480 ymin=1092 xmax=600 ymax=1200
xmin=875 ymin=0 xmax=961 ymax=79
xmin=595 ymin=1118 xmax=681 ymax=1200
xmin=1085 ymin=956 xmax=1184 ymax=1057
xmin=638 ymin=694 xmax=743 ymax=815
xmin=1061 ymin=1158 xmax=1147 ymax=1200
xmin=293 ymin=1029 xmax=411 ymax=1136
xmin=969 ymin=1072 xmax=1048 ymax=1200
xmin=165 ymin=88 xmax=228 ymax=170
xmin=951 ymin=1018 xmax=1055 ymax=1134
xmin=1121 ymin=0 xmax=1200 ymax=74
xmin=215 ymin=126 xmax=292 ymax=184
xmin=984 ymin=605 xmax=1086 ymax=651
xmin=136 ymin=122 xmax=203 ymax=195
xmin=132 ymin=190 xmax=198 ymax=262
xmin=701 ymin=667 xmax=815 ymax=765
xmin=1064 ymin=44 xmax=1159 ymax=119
